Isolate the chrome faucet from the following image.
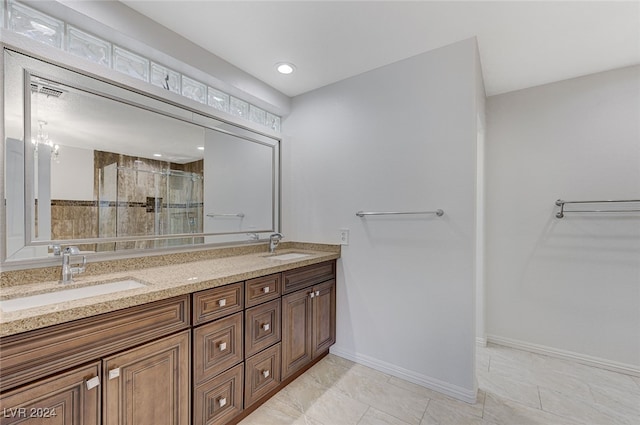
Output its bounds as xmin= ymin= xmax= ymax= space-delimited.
xmin=269 ymin=233 xmax=284 ymax=253
xmin=58 ymin=246 xmax=87 ymax=283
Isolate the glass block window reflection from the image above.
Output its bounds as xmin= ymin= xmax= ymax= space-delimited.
xmin=151 ymin=63 xmax=181 ymax=94
xmin=9 ymin=1 xmax=64 ymax=48
xmin=66 ymin=26 xmax=111 ymax=67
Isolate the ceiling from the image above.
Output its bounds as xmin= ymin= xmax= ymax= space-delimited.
xmin=119 ymin=1 xmax=640 ymax=98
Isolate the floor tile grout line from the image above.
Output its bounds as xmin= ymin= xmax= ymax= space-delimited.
xmin=420 ymin=398 xmax=432 ymax=423
xmin=536 ymin=385 xmax=542 ymax=410
xmin=355 ymin=405 xmax=371 ymax=425
xmin=241 ymin=347 xmax=640 ymax=425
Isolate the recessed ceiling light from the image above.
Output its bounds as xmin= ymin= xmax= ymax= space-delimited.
xmin=276 ymin=62 xmax=295 ymax=75
xmin=197 ymin=146 xmax=204 ymax=151
xmin=153 ymin=153 xmax=162 ymax=157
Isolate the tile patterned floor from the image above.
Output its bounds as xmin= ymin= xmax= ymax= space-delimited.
xmin=239 ymin=344 xmax=640 ymax=425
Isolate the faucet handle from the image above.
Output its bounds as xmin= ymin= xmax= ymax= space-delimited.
xmin=49 ymin=244 xmax=62 ymax=256
xmin=64 ymin=246 xmax=81 ymax=255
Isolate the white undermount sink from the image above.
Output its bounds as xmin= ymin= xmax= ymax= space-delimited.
xmin=0 ymin=279 xmax=146 ymax=313
xmin=266 ymin=252 xmax=312 ymax=261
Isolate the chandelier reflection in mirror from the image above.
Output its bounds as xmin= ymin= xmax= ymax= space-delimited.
xmin=32 ymin=120 xmax=59 ymax=159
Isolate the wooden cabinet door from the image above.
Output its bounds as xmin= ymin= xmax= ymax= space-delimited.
xmin=0 ymin=363 xmax=100 ymax=425
xmin=281 ymin=288 xmax=313 ymax=379
xmin=312 ymin=279 xmax=336 ymax=358
xmin=103 ymin=330 xmax=190 ymax=425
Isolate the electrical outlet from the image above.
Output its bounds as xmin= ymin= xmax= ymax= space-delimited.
xmin=339 ymin=229 xmax=349 ymax=245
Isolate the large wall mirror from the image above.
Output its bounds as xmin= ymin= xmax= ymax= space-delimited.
xmin=2 ymin=49 xmax=280 ymax=265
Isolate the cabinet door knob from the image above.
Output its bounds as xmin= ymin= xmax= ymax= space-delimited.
xmin=315 ymin=290 xmax=320 ymax=296
xmin=219 ymin=342 xmax=227 ymax=351
xmin=218 ymin=299 xmax=227 ymax=307
xmin=309 ymin=292 xmax=315 ymax=298
xmin=262 ymin=323 xmax=270 ymax=331
xmin=108 ymin=368 xmax=120 ymax=380
xmin=262 ymin=286 xmax=270 ymax=293
xmin=218 ymin=397 xmax=227 ymax=407
xmin=85 ymin=376 xmax=100 ymax=390
xmin=262 ymin=370 xmax=270 ymax=378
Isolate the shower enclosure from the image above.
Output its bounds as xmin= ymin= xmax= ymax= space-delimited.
xmin=98 ymin=162 xmax=203 ymax=251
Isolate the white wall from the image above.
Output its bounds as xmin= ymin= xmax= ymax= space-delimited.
xmin=203 ymin=129 xmax=273 ymax=239
xmin=283 ymin=39 xmax=483 ymax=401
xmin=50 ymin=145 xmax=94 ymax=200
xmin=485 ymin=65 xmax=640 ymax=371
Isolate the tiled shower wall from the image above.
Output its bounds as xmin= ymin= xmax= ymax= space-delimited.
xmin=50 ymin=150 xmax=203 ymax=252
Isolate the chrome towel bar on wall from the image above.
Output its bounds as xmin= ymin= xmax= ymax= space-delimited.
xmin=355 ymin=209 xmax=444 ymax=217
xmin=555 ymin=199 xmax=640 ymax=218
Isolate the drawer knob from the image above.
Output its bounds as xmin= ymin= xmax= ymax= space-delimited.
xmin=218 ymin=397 xmax=227 ymax=408
xmin=219 ymin=342 xmax=227 ymax=351
xmin=315 ymin=290 xmax=320 ymax=296
xmin=262 ymin=370 xmax=270 ymax=378
xmin=262 ymin=286 xmax=270 ymax=293
xmin=85 ymin=376 xmax=100 ymax=390
xmin=218 ymin=299 xmax=227 ymax=307
xmin=262 ymin=323 xmax=270 ymax=331
xmin=309 ymin=292 xmax=315 ymax=298
xmin=108 ymin=368 xmax=120 ymax=380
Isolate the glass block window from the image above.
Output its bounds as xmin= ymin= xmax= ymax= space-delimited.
xmin=181 ymin=75 xmax=207 ymax=104
xmin=208 ymin=87 xmax=230 ymax=113
xmin=6 ymin=0 xmax=282 ymax=133
xmin=249 ymin=105 xmax=267 ymax=126
xmin=66 ymin=26 xmax=111 ymax=67
xmin=151 ymin=62 xmax=181 ymax=94
xmin=113 ymin=46 xmax=149 ymax=82
xmin=9 ymin=1 xmax=64 ymax=48
xmin=230 ymin=97 xmax=249 ymax=118
xmin=266 ymin=113 xmax=281 ymax=132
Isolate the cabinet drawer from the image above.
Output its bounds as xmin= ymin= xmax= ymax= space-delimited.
xmin=244 ymin=343 xmax=281 ymax=408
xmin=245 ymin=273 xmax=281 ymax=307
xmin=193 ymin=282 xmax=244 ymax=325
xmin=245 ymin=299 xmax=281 ymax=357
xmin=0 ymin=295 xmax=190 ymax=392
xmin=193 ymin=363 xmax=244 ymax=425
xmin=282 ymin=260 xmax=336 ymax=294
xmin=193 ymin=312 xmax=243 ymax=386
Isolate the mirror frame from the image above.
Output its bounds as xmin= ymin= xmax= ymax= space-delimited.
xmin=1 ymin=44 xmax=281 ymax=269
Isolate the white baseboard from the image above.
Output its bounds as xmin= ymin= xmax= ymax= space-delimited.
xmin=486 ymin=335 xmax=640 ymax=377
xmin=329 ymin=345 xmax=477 ymax=404
xmin=476 ymin=337 xmax=487 ymax=347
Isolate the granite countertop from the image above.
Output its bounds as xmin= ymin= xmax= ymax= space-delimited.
xmin=0 ymin=245 xmax=339 ymax=337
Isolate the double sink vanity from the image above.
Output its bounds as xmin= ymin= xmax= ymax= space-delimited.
xmin=0 ymin=36 xmax=331 ymax=425
xmin=0 ymin=243 xmax=339 ymax=425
